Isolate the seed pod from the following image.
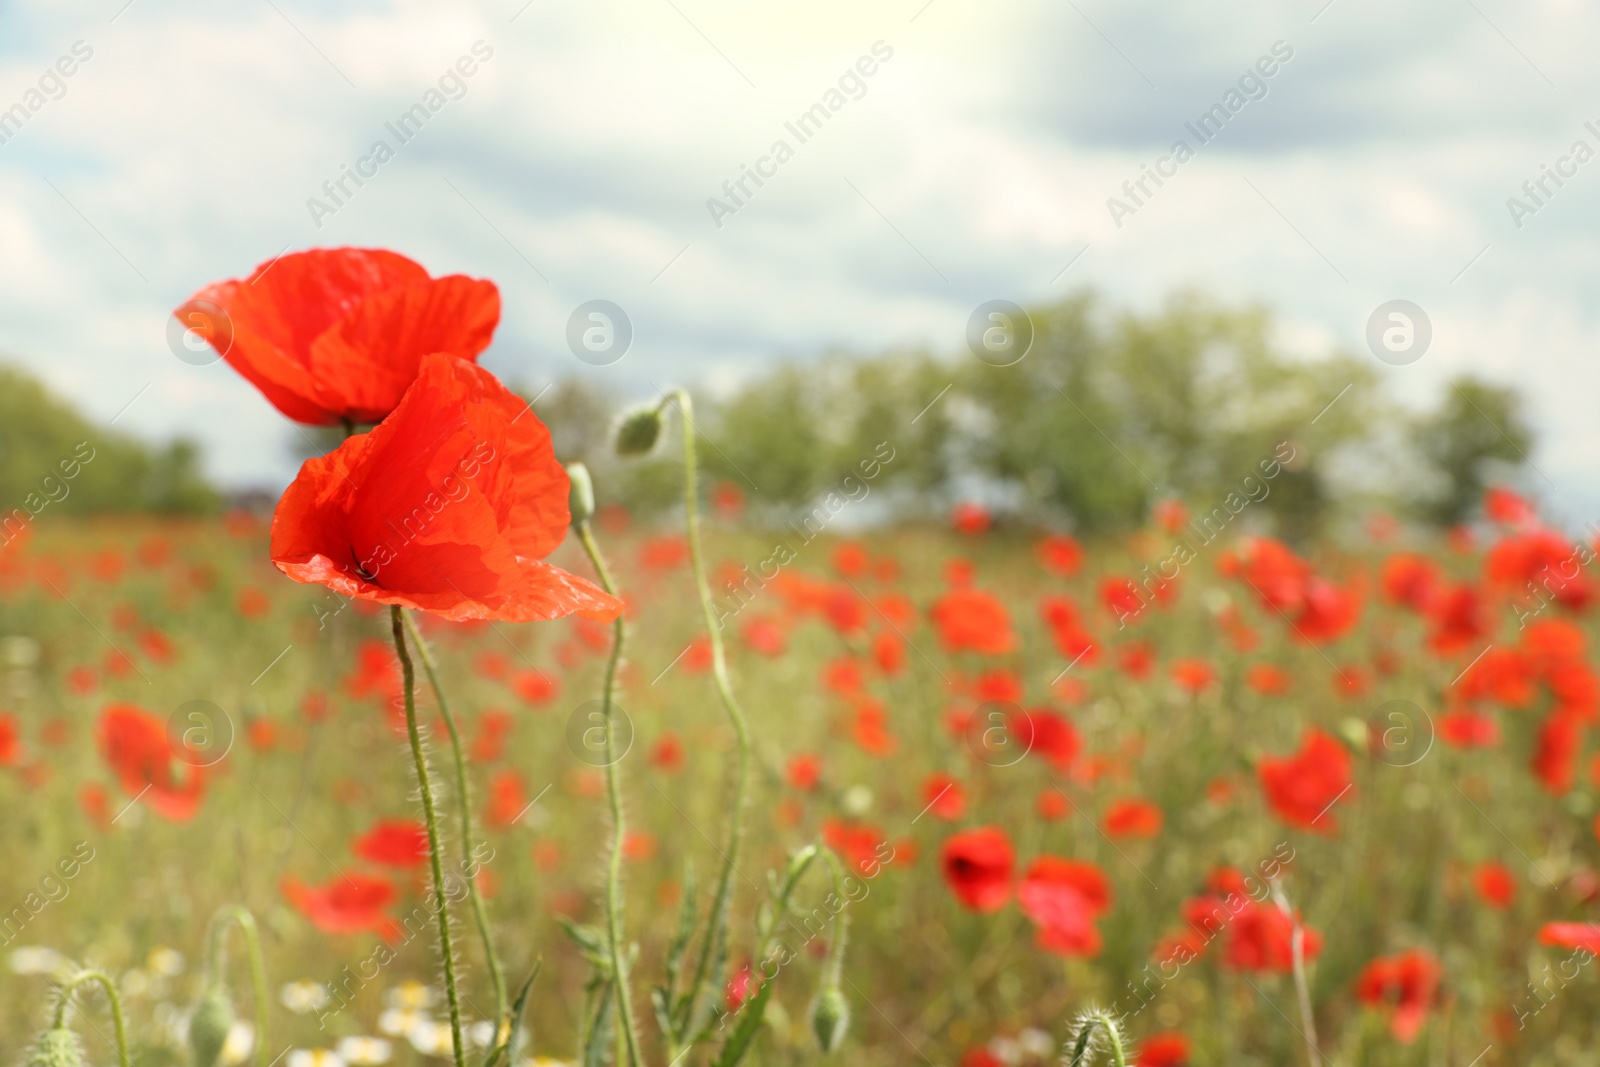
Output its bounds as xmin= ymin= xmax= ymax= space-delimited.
xmin=189 ymin=985 xmax=236 ymax=1067
xmin=566 ymin=462 xmax=596 ymax=526
xmin=613 ymin=407 xmax=663 ymax=457
xmin=808 ymin=986 xmax=850 ymax=1054
xmin=25 ymin=1028 xmax=85 ymax=1067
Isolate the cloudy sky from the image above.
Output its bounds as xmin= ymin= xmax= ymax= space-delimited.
xmin=1 ymin=0 xmax=1597 ymax=520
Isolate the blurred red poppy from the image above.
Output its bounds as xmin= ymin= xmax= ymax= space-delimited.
xmin=930 ymin=587 xmax=1016 ymax=655
xmin=1258 ymin=728 xmax=1352 ymax=833
xmin=1017 ymin=856 xmax=1112 ymax=956
xmin=352 ymin=819 xmax=429 ymax=868
xmin=1134 ymin=1032 xmax=1190 ymax=1067
xmin=282 ymin=873 xmax=398 ymax=936
xmin=1104 ymin=797 xmax=1163 ymax=838
xmin=942 ymin=827 xmax=1014 ymax=912
xmin=270 ymin=353 xmax=621 ymax=623
xmin=1036 ymin=534 xmax=1083 ymax=576
xmin=179 ymin=247 xmax=499 ymax=424
xmin=1473 ymin=861 xmax=1516 ymax=908
xmin=921 ymin=773 xmax=966 ymax=820
xmin=1354 ymin=949 xmax=1442 ymax=1043
xmin=1539 ymin=922 xmax=1600 ymax=954
xmin=97 ymin=703 xmax=207 ymax=822
xmin=1223 ymin=901 xmax=1322 ymax=972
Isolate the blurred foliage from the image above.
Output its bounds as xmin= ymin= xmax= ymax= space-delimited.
xmin=1411 ymin=375 xmax=1533 ymax=526
xmin=0 ymin=366 xmax=216 ymax=518
xmin=537 ymin=291 xmax=1531 ymax=537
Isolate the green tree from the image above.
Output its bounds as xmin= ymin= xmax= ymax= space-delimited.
xmin=1412 ymin=375 xmax=1532 ymax=525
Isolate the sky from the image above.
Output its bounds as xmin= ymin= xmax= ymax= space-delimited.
xmin=1 ymin=0 xmax=1598 ymax=522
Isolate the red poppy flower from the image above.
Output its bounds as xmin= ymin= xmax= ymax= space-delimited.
xmin=1036 ymin=788 xmax=1069 ymax=820
xmin=1380 ymin=553 xmax=1441 ymax=612
xmin=1473 ymin=862 xmax=1516 ymax=908
xmin=1017 ymin=856 xmax=1112 ymax=956
xmin=922 ymin=773 xmax=966 ymax=820
xmin=178 ymin=247 xmax=500 ymax=424
xmin=282 ymin=873 xmax=398 ymax=936
xmin=1010 ymin=708 xmax=1080 ymax=771
xmin=1245 ymin=664 xmax=1292 ymax=695
xmin=1532 ymin=709 xmax=1585 ymax=794
xmin=1036 ymin=534 xmax=1083 ymax=576
xmin=823 ymin=587 xmax=868 ymax=633
xmin=0 ymin=714 xmax=17 ymax=765
xmin=270 ymin=353 xmax=621 ymax=623
xmin=1539 ymin=922 xmax=1600 ymax=954
xmin=1354 ymin=949 xmax=1442 ymax=1043
xmin=1151 ymin=498 xmax=1189 ymax=533
xmin=650 ymin=733 xmax=684 ymax=772
xmin=1426 ymin=583 xmax=1490 ymax=657
xmin=1486 ymin=530 xmax=1594 ymax=610
xmin=1223 ymin=901 xmax=1322 ymax=972
xmin=1104 ymin=797 xmax=1163 ymax=838
xmin=741 ymin=616 xmax=788 ymax=657
xmin=511 ymin=669 xmax=560 ymax=705
xmin=951 ymin=501 xmax=991 ymax=534
xmin=1135 ymin=1032 xmax=1191 ymax=1067
xmin=1439 ymin=711 xmax=1500 ymax=748
xmin=485 ymin=769 xmax=529 ymax=827
xmin=823 ymin=818 xmax=887 ymax=876
xmin=352 ymin=819 xmax=429 ymax=868
xmin=1484 ymin=485 xmax=1535 ymax=526
xmin=97 ymin=703 xmax=207 ymax=821
xmin=871 ymin=631 xmax=906 ymax=675
xmin=787 ymin=753 xmax=822 ymax=791
xmin=1171 ymin=659 xmax=1216 ymax=695
xmin=1258 ymin=728 xmax=1352 ymax=833
xmin=833 ymin=542 xmax=870 ymax=577
xmin=942 ymin=827 xmax=1015 ymax=912
xmin=930 ymin=587 xmax=1016 ymax=655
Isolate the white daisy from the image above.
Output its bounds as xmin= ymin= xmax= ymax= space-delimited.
xmin=287 ymin=1049 xmax=346 ymax=1067
xmin=147 ymin=947 xmax=186 ymax=976
xmin=384 ymin=980 xmax=436 ymax=1010
xmin=8 ymin=947 xmax=68 ymax=976
xmin=335 ymin=1036 xmax=392 ymax=1066
xmin=406 ymin=1019 xmax=454 ymax=1058
xmin=377 ymin=1008 xmax=424 ymax=1037
xmin=220 ymin=1021 xmax=256 ymax=1066
xmin=280 ymin=980 xmax=331 ymax=1014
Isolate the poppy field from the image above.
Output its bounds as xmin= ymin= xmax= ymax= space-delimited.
xmin=2 ymin=249 xmax=1598 ymax=1067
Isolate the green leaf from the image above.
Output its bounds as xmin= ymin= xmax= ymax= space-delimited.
xmin=711 ymin=979 xmax=776 ymax=1067
xmin=482 ymin=961 xmax=541 ymax=1067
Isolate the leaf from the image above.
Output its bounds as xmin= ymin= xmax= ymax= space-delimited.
xmin=711 ymin=978 xmax=776 ymax=1067
xmin=559 ymin=917 xmax=612 ymax=972
xmin=582 ymin=981 xmax=616 ymax=1067
xmin=482 ymin=961 xmax=541 ymax=1067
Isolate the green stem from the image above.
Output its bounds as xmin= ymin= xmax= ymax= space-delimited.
xmin=662 ymin=389 xmax=753 ymax=1055
xmin=53 ymin=970 xmax=131 ymax=1067
xmin=1066 ymin=1009 xmax=1127 ymax=1067
xmin=402 ymin=611 xmax=509 ymax=1037
xmin=205 ymin=906 xmax=270 ymax=1067
xmin=819 ymin=850 xmax=850 ymax=989
xmin=391 ymin=605 xmax=466 ymax=1067
xmin=575 ymin=520 xmax=644 ymax=1067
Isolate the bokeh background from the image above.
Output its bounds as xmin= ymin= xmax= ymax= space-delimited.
xmin=0 ymin=0 xmax=1595 ymax=517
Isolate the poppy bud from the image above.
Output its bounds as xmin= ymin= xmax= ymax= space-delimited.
xmin=189 ymin=985 xmax=235 ymax=1067
xmin=613 ymin=406 xmax=663 ymax=457
xmin=566 ymin=462 xmax=596 ymax=526
xmin=808 ymin=986 xmax=850 ymax=1054
xmin=25 ymin=1029 xmax=85 ymax=1067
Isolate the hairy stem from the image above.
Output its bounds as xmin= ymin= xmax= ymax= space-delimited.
xmin=1270 ymin=881 xmax=1321 ymax=1067
xmin=663 ymin=389 xmax=753 ymax=1054
xmin=391 ymin=605 xmax=466 ymax=1067
xmin=402 ymin=611 xmax=509 ymax=1036
xmin=205 ymin=906 xmax=270 ymax=1067
xmin=575 ymin=520 xmax=645 ymax=1067
xmin=53 ymin=970 xmax=131 ymax=1067
xmin=1066 ymin=1009 xmax=1127 ymax=1067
